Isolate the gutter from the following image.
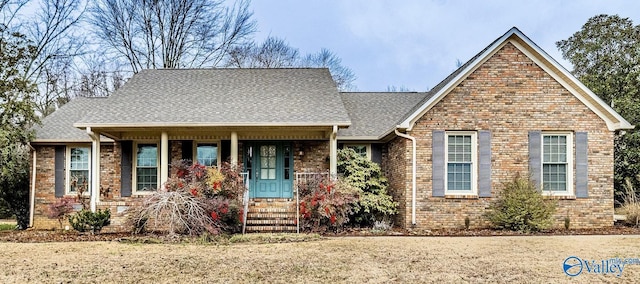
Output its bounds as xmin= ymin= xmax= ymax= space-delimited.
xmin=28 ymin=143 xmax=36 ymax=228
xmin=394 ymin=129 xmax=417 ymax=226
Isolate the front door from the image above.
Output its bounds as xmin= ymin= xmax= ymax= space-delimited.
xmin=246 ymin=142 xmax=293 ymax=198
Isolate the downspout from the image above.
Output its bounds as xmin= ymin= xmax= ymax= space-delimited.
xmin=28 ymin=143 xmax=36 ymax=228
xmin=395 ymin=130 xmax=417 ymax=226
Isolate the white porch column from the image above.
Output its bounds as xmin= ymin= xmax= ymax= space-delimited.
xmin=160 ymin=132 xmax=169 ymax=186
xmin=329 ymin=125 xmax=338 ymax=179
xmin=230 ymin=131 xmax=238 ymax=167
xmin=88 ymin=128 xmax=100 ymax=212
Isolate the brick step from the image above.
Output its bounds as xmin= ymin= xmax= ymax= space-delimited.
xmin=245 ymin=218 xmax=296 ymax=225
xmin=247 ymin=212 xmax=296 ymax=219
xmin=245 ymin=225 xmax=297 ymax=233
xmin=244 ymin=199 xmax=298 ymax=233
xmin=248 ymin=207 xmax=296 ymax=213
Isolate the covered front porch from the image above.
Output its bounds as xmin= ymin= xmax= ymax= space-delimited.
xmin=80 ymin=125 xmax=340 ymax=213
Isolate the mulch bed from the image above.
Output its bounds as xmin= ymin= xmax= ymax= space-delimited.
xmin=1 ymin=224 xmax=639 ymax=243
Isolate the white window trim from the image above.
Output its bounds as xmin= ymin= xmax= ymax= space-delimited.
xmin=193 ymin=140 xmax=221 ymax=167
xmin=541 ymin=132 xmax=574 ymax=197
xmin=444 ymin=131 xmax=478 ymax=196
xmin=65 ymin=145 xmax=91 ymax=195
xmin=133 ymin=141 xmax=160 ymax=195
xmin=344 ymin=143 xmax=372 ymax=160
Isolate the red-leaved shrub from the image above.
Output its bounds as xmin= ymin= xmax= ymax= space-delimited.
xmin=298 ymin=176 xmax=359 ymax=233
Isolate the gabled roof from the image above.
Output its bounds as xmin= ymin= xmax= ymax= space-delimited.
xmin=398 ymin=27 xmax=634 ymax=132
xmin=32 ymin=97 xmax=113 ymax=143
xmin=74 ymin=68 xmax=351 ymax=128
xmin=338 ymin=92 xmax=430 ymax=139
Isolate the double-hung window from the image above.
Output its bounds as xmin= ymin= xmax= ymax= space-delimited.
xmin=445 ymin=132 xmax=477 ymax=195
xmin=542 ymin=133 xmax=573 ymax=194
xmin=135 ymin=143 xmax=159 ymax=191
xmin=67 ymin=147 xmax=90 ymax=194
xmin=345 ymin=144 xmax=371 ymax=160
xmin=196 ymin=143 xmax=219 ymax=167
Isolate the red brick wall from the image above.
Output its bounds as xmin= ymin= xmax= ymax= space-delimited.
xmin=31 ymin=146 xmax=58 ymax=229
xmin=293 ymin=141 xmax=330 ymax=173
xmin=402 ymin=42 xmax=614 ymax=230
xmin=381 ymin=137 xmax=408 ymax=227
xmin=32 ymin=140 xmax=331 ymax=230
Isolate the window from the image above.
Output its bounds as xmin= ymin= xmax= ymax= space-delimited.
xmin=67 ymin=147 xmax=90 ymax=194
xmin=260 ymin=145 xmax=277 ymax=180
xmin=196 ymin=143 xmax=218 ymax=167
xmin=542 ymin=133 xmax=573 ymax=194
xmin=345 ymin=144 xmax=371 ymax=160
xmin=135 ymin=143 xmax=159 ymax=191
xmin=445 ymin=132 xmax=477 ymax=195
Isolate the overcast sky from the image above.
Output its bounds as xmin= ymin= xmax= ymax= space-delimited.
xmin=250 ymin=0 xmax=640 ymax=92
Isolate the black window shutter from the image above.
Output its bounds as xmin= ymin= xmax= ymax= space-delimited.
xmin=575 ymin=132 xmax=588 ymax=198
xmin=478 ymin=131 xmax=492 ymax=197
xmin=528 ymin=131 xmax=542 ymax=190
xmin=432 ymin=130 xmax=445 ymax=197
xmin=371 ymin=144 xmax=383 ymax=164
xmin=54 ymin=146 xmax=65 ymax=197
xmin=120 ymin=141 xmax=133 ymax=197
xmin=182 ymin=140 xmax=193 ymax=161
xmin=221 ymin=140 xmax=231 ymax=163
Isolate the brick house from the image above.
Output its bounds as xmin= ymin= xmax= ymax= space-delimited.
xmin=29 ymin=27 xmax=632 ymax=231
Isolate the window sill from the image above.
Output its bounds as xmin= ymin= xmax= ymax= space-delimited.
xmin=64 ymin=193 xmax=89 ymax=197
xmin=133 ymin=191 xmax=158 ymax=196
xmin=542 ymin=194 xmax=576 ymax=200
xmin=444 ymin=194 xmax=479 ymax=199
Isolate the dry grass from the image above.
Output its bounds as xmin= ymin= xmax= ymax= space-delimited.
xmin=1 ymin=235 xmax=639 ymax=283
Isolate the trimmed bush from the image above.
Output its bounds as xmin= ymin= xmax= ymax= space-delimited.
xmin=68 ymin=209 xmax=111 ymax=234
xmin=485 ymin=176 xmax=556 ymax=232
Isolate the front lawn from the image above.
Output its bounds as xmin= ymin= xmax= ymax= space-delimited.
xmin=0 ymin=235 xmax=639 ymax=282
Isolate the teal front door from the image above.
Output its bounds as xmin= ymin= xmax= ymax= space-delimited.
xmin=246 ymin=142 xmax=293 ymax=198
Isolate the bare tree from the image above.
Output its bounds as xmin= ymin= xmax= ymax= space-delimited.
xmin=0 ymin=0 xmax=29 ymax=26
xmin=385 ymin=85 xmax=412 ymax=92
xmin=226 ymin=36 xmax=299 ymax=68
xmin=303 ymin=48 xmax=356 ymax=91
xmin=90 ymin=0 xmax=256 ymax=72
xmin=74 ymin=55 xmax=126 ymax=98
xmin=3 ymin=0 xmax=87 ymax=116
xmin=226 ymin=36 xmax=357 ymax=91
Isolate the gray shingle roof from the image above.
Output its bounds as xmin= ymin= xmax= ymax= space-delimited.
xmin=33 ymin=97 xmax=112 ymax=142
xmin=338 ymin=92 xmax=430 ymax=138
xmin=75 ymin=68 xmax=351 ymax=127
